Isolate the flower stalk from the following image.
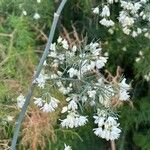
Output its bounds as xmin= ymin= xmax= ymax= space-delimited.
xmin=111 ymin=140 xmax=116 ymax=150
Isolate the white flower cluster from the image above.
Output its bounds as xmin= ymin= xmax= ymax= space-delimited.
xmin=17 ymin=94 xmax=25 ymax=108
xmin=48 ymin=37 xmax=108 ymax=80
xmin=34 ymin=96 xmax=59 ymax=113
xmin=60 ymin=95 xmax=88 ymax=128
xmin=61 ymin=111 xmax=88 ymax=128
xmin=119 ymin=78 xmax=130 ymax=101
xmin=18 ymin=36 xmax=131 ymax=142
xmin=119 ymin=0 xmax=148 ymax=36
xmin=100 ymin=5 xmax=115 ymax=27
xmin=34 ymin=71 xmax=49 ymax=88
xmin=33 ymin=13 xmax=40 ymax=20
xmin=93 ymin=110 xmax=121 ymax=141
xmin=92 ymin=0 xmax=150 ymax=38
xmin=48 ymin=37 xmax=130 ymax=139
xmin=79 ymin=42 xmax=108 ymax=74
xmin=16 ymin=93 xmax=59 ymax=113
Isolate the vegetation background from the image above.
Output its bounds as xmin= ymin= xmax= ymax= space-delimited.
xmin=0 ymin=0 xmax=150 ymax=149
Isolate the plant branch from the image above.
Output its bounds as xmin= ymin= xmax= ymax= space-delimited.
xmin=10 ymin=0 xmax=68 ymax=149
xmin=110 ymin=140 xmax=116 ymax=150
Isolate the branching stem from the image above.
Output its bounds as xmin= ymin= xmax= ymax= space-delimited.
xmin=10 ymin=0 xmax=68 ymax=149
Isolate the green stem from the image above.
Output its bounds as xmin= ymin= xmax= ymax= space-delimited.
xmin=10 ymin=0 xmax=68 ymax=149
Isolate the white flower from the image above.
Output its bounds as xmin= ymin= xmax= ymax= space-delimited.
xmin=59 ymin=54 xmax=65 ymax=61
xmin=57 ymin=36 xmax=63 ymax=43
xmin=17 ymin=94 xmax=25 ymax=108
xmin=122 ymin=27 xmax=131 ymax=35
xmin=119 ymin=14 xmax=134 ymax=27
xmin=87 ymin=90 xmax=96 ymax=98
xmin=49 ymin=51 xmax=57 ymax=58
xmin=61 ymin=106 xmax=68 ymax=113
xmin=119 ymin=78 xmax=130 ymax=101
xmin=119 ymin=78 xmax=130 ymax=90
xmin=62 ymin=39 xmax=69 ymax=49
xmin=139 ymin=50 xmax=143 ymax=56
xmin=68 ymin=100 xmax=78 ymax=110
xmin=41 ymin=97 xmax=59 ymax=113
xmin=61 ymin=113 xmax=76 ymax=128
xmin=100 ymin=18 xmax=115 ymax=27
xmin=131 ymin=3 xmax=142 ymax=14
xmin=34 ymin=97 xmax=43 ymax=107
xmin=144 ymin=33 xmax=150 ymax=39
xmin=61 ymin=112 xmax=88 ymax=128
xmin=104 ymin=52 xmax=109 ymax=57
xmin=108 ymin=28 xmax=114 ymax=34
xmin=89 ymin=42 xmax=99 ymax=49
xmin=132 ymin=31 xmax=138 ymax=37
xmin=33 ymin=13 xmax=40 ymax=20
xmin=49 ymin=50 xmax=57 ymax=58
xmin=97 ymin=109 xmax=107 ymax=117
xmin=72 ymin=45 xmax=77 ymax=52
xmin=37 ymin=0 xmax=41 ymax=3
xmin=93 ymin=115 xmax=105 ymax=126
xmin=120 ymin=1 xmax=134 ymax=10
xmin=95 ymin=57 xmax=107 ymax=69
xmin=92 ymin=7 xmax=99 ymax=14
xmin=93 ymin=116 xmax=121 ymax=141
xmin=89 ymin=42 xmax=102 ymax=56
xmin=43 ymin=60 xmax=48 ymax=66
xmin=107 ymin=0 xmax=118 ymax=4
xmin=101 ymin=5 xmax=110 ymax=17
xmin=144 ymin=74 xmax=150 ymax=81
xmin=59 ymin=85 xmax=72 ymax=95
xmin=119 ymin=90 xmax=130 ymax=101
xmin=89 ymin=100 xmax=96 ymax=106
xmin=118 ymin=11 xmax=134 ymax=27
xmin=50 ymin=43 xmax=56 ymax=51
xmin=135 ymin=57 xmax=141 ymax=62
xmin=50 ymin=74 xmax=58 ymax=79
xmin=67 ymin=68 xmax=78 ymax=78
xmin=22 ymin=10 xmax=27 ymax=16
xmin=7 ymin=116 xmax=14 ymax=122
xmin=140 ymin=11 xmax=144 ymax=17
xmin=124 ymin=17 xmax=134 ymax=27
xmin=81 ymin=96 xmax=87 ymax=103
xmin=35 ymin=71 xmax=49 ymax=88
xmin=50 ymin=97 xmax=60 ymax=108
xmin=137 ymin=28 xmax=142 ymax=34
xmin=52 ymin=61 xmax=58 ymax=68
xmin=75 ymin=116 xmax=88 ymax=127
xmin=41 ymin=103 xmax=51 ymax=112
xmin=88 ymin=61 xmax=96 ymax=70
xmin=64 ymin=144 xmax=72 ymax=150
xmin=122 ymin=47 xmax=127 ymax=51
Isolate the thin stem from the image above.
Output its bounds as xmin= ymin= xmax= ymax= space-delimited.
xmin=110 ymin=140 xmax=116 ymax=150
xmin=10 ymin=0 xmax=68 ymax=149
